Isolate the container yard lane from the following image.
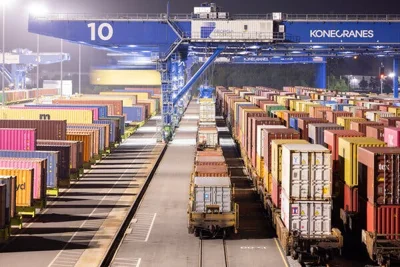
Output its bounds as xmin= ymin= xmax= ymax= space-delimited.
xmin=0 ymin=116 xmax=166 ymax=267
xmin=110 ymin=102 xmax=288 ymax=267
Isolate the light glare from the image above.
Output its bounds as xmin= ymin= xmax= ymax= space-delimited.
xmin=28 ymin=2 xmax=48 ymax=16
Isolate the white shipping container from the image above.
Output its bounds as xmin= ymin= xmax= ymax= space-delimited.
xmin=256 ymin=125 xmax=286 ymax=156
xmin=281 ymin=191 xmax=332 ymax=236
xmin=365 ymin=111 xmax=394 ymax=122
xmin=200 ymin=102 xmax=216 ymax=122
xmin=281 ymin=144 xmax=332 ymax=200
xmin=192 ymin=177 xmax=232 ymax=213
xmin=198 ymin=127 xmax=219 ymax=148
xmin=194 ymin=7 xmax=212 ymax=14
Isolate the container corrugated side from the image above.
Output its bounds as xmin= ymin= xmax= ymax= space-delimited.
xmin=0 ymin=150 xmax=58 ymax=188
xmin=68 ymin=125 xmax=105 ymax=152
xmin=338 ymin=137 xmax=386 ymax=187
xmin=0 ymin=168 xmax=34 ymax=207
xmin=0 ymin=158 xmax=46 ymax=201
xmin=52 ymin=99 xmax=122 ymax=115
xmin=0 ymin=175 xmax=15 ymax=223
xmin=0 ymin=128 xmax=36 ymax=151
xmin=36 ymin=145 xmax=70 ymax=188
xmin=37 ymin=140 xmax=79 ymax=172
xmin=10 ymin=106 xmax=99 ymax=121
xmin=0 ymin=108 xmax=93 ymax=123
xmin=67 ymin=133 xmax=92 ymax=163
xmin=0 ymin=184 xmax=6 ymax=229
xmin=0 ymin=120 xmax=66 ymax=140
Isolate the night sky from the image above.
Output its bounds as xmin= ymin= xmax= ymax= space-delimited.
xmin=0 ymin=0 xmax=399 ymax=73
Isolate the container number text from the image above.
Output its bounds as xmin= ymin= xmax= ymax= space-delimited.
xmin=88 ymin=23 xmax=114 ymax=41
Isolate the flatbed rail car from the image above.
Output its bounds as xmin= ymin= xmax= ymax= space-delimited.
xmin=275 ymin=213 xmax=343 ymax=265
xmin=362 ymin=231 xmax=400 ymax=267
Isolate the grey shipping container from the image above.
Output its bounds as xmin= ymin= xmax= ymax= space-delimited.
xmin=0 ymin=151 xmax=58 ymax=189
xmin=0 ymin=120 xmax=67 ymax=140
xmin=192 ymin=177 xmax=232 ymax=213
xmin=0 ymin=175 xmax=15 ymax=224
xmin=308 ymin=123 xmax=344 ymax=145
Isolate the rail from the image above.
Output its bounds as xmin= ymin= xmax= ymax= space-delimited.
xmin=30 ymin=12 xmax=400 ymax=22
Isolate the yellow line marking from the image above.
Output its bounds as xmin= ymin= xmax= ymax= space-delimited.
xmin=274 ymin=238 xmax=289 ymax=267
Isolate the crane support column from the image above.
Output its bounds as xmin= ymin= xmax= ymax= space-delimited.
xmin=316 ymin=61 xmax=327 ymax=89
xmin=160 ymin=59 xmax=173 ymax=141
xmin=394 ymin=57 xmax=399 ymax=98
xmin=173 ymin=47 xmax=224 ymax=106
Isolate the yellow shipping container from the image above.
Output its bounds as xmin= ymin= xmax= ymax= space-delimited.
xmin=289 ymin=99 xmax=302 ymax=111
xmin=264 ymin=173 xmax=272 ymax=194
xmin=295 ymin=101 xmax=311 ymax=112
xmin=0 ymin=108 xmax=93 ymax=123
xmin=139 ymin=99 xmax=157 ymax=115
xmin=338 ymin=137 xmax=386 ymax=187
xmin=303 ymin=103 xmax=321 ymax=113
xmin=0 ymin=168 xmax=33 ymax=207
xmin=99 ymin=91 xmax=149 ymax=101
xmin=78 ymin=95 xmax=137 ymax=107
xmin=91 ymin=69 xmax=161 ymax=86
xmin=256 ymin=155 xmax=265 ymax=178
xmin=388 ymin=107 xmax=400 ymax=116
xmin=270 ymin=139 xmax=310 ymax=182
xmin=337 ymin=117 xmax=366 ymax=130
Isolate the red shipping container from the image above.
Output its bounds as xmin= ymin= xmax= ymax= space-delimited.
xmin=241 ymin=109 xmax=266 ymax=149
xmin=379 ymin=117 xmax=400 ymax=127
xmin=309 ymin=106 xmax=331 ymax=118
xmin=263 ymin=128 xmax=300 ymax=178
xmin=0 ymin=128 xmax=36 ymax=151
xmin=358 ymin=147 xmax=400 ymax=205
xmin=324 ymin=129 xmax=365 ymax=171
xmin=271 ymin=176 xmax=281 ymax=208
xmin=349 ymin=121 xmax=383 ymax=135
xmin=366 ymin=125 xmax=385 ymax=141
xmin=378 ymin=105 xmax=392 ymax=112
xmin=344 ymin=183 xmax=358 ymax=213
xmin=249 ymin=117 xmax=281 ymax=166
xmin=384 ymin=127 xmax=400 ymax=147
xmin=297 ymin=117 xmax=328 ymax=140
xmin=366 ymin=201 xmax=400 ymax=239
xmin=326 ymin=111 xmax=352 ymax=123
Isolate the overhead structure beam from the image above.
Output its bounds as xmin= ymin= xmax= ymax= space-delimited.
xmin=173 ymin=47 xmax=224 ymax=105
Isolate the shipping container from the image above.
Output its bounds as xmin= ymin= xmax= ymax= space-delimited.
xmin=0 ymin=108 xmax=93 ymax=123
xmin=0 ymin=150 xmax=58 ymax=189
xmin=195 ymin=155 xmax=226 ymax=165
xmin=262 ymin=128 xmax=301 ymax=181
xmin=379 ymin=116 xmax=400 ymax=127
xmin=10 ymin=106 xmax=99 ymax=121
xmin=365 ymin=201 xmax=400 ymax=239
xmin=337 ymin=117 xmax=366 ymax=130
xmin=0 ymin=175 xmax=16 ymax=223
xmin=343 ymin=182 xmax=358 ymax=213
xmin=52 ymin=99 xmax=123 ymax=115
xmin=384 ymin=127 xmax=400 ymax=147
xmin=281 ymin=144 xmax=332 ymax=200
xmin=281 ymin=191 xmax=332 ymax=236
xmin=191 ymin=177 xmax=232 ymax=213
xmin=0 ymin=128 xmax=36 ymax=151
xmin=25 ymin=104 xmax=108 ymax=119
xmin=194 ymin=165 xmax=229 ymax=177
xmin=281 ymin=111 xmax=309 ymax=127
xmin=0 ymin=184 xmax=6 ymax=229
xmin=198 ymin=127 xmax=218 ymax=148
xmin=123 ymin=105 xmax=147 ymax=123
xmin=297 ymin=118 xmax=329 ymax=140
xmin=0 ymin=158 xmax=46 ymax=201
xmin=79 ymin=94 xmax=137 ymax=107
xmin=326 ymin=111 xmax=353 ymax=123
xmin=0 ymin=120 xmax=67 ymax=140
xmin=67 ymin=133 xmax=93 ymax=163
xmin=338 ymin=137 xmax=386 ymax=187
xmin=0 ymin=168 xmax=34 ymax=207
xmin=36 ymin=145 xmax=70 ymax=187
xmin=349 ymin=121 xmax=384 ymax=135
xmin=248 ymin=117 xmax=281 ymax=161
xmin=308 ymin=123 xmax=344 ymax=145
xmin=365 ymin=111 xmax=394 ymax=122
xmin=358 ymin=147 xmax=400 ymax=205
xmin=365 ymin=125 xmax=385 ymax=141
xmin=68 ymin=125 xmax=106 ymax=152
xmin=199 ymin=101 xmax=216 ymax=123
xmin=37 ymin=140 xmax=80 ymax=173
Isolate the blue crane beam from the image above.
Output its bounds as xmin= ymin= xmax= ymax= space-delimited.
xmin=172 ymin=47 xmax=224 ymax=106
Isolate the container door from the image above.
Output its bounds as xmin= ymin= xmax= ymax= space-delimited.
xmin=291 ymin=201 xmax=309 ymax=236
xmin=309 ymin=201 xmax=332 ymax=235
xmin=290 ymin=152 xmax=310 ymax=199
xmin=311 ymin=152 xmax=332 ymax=200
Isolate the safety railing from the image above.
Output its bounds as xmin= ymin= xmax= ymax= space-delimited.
xmin=284 ymin=14 xmax=400 ymax=21
xmin=30 ymin=12 xmax=400 ymax=22
xmin=30 ymin=13 xmax=192 ymax=21
xmin=189 ymin=31 xmax=285 ymax=41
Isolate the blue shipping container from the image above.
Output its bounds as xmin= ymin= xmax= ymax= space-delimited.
xmin=123 ymin=106 xmax=146 ymax=123
xmin=0 ymin=150 xmax=58 ymax=188
xmin=290 ymin=117 xmax=298 ymax=130
xmin=95 ymin=119 xmax=118 ymax=143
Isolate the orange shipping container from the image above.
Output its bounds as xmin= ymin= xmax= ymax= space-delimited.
xmin=0 ymin=168 xmax=34 ymax=207
xmin=67 ymin=133 xmax=93 ymax=163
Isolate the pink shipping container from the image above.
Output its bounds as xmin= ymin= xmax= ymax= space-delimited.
xmin=0 ymin=158 xmax=46 ymax=201
xmin=0 ymin=128 xmax=36 ymax=151
xmin=384 ymin=127 xmax=400 ymax=147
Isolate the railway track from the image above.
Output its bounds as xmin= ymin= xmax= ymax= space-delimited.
xmin=199 ymin=236 xmax=229 ymax=267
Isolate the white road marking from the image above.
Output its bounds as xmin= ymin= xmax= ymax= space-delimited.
xmin=144 ymin=213 xmax=157 ymax=242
